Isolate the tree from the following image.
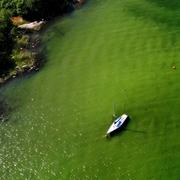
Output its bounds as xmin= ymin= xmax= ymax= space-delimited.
xmin=0 ymin=9 xmax=14 ymax=75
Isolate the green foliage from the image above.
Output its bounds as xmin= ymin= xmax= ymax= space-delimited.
xmin=0 ymin=9 xmax=14 ymax=75
xmin=11 ymin=49 xmax=35 ymax=67
xmin=0 ymin=0 xmax=73 ymax=17
xmin=16 ymin=35 xmax=29 ymax=47
xmin=23 ymin=0 xmax=73 ymax=19
xmin=0 ymin=0 xmax=74 ymax=76
xmin=0 ymin=0 xmax=34 ymax=15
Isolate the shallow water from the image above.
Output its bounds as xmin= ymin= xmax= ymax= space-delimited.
xmin=1 ymin=0 xmax=180 ymax=179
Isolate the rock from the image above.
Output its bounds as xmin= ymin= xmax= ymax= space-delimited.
xmin=22 ymin=65 xmax=29 ymax=69
xmin=0 ymin=78 xmax=4 ymax=84
xmin=76 ymin=0 xmax=85 ymax=4
xmin=30 ymin=66 xmax=34 ymax=70
xmin=73 ymin=0 xmax=85 ymax=8
xmin=15 ymin=66 xmax=21 ymax=71
xmin=18 ymin=21 xmax=45 ymax=31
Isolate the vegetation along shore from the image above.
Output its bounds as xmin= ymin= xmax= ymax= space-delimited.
xmin=0 ymin=0 xmax=85 ymax=120
xmin=0 ymin=0 xmax=85 ymax=85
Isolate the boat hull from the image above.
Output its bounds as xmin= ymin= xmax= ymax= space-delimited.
xmin=106 ymin=114 xmax=129 ymax=136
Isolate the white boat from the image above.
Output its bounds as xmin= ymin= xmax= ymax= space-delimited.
xmin=106 ymin=114 xmax=128 ymax=135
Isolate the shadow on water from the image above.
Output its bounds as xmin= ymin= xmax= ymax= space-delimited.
xmin=146 ymin=0 xmax=180 ymax=11
xmin=106 ymin=128 xmax=146 ymax=141
xmin=106 ymin=128 xmax=146 ymax=140
xmin=125 ymin=0 xmax=180 ymax=34
xmin=0 ymin=99 xmax=11 ymax=122
xmin=124 ymin=128 xmax=146 ymax=134
xmin=106 ymin=116 xmax=147 ymax=140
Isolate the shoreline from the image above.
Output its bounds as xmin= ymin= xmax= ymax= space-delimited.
xmin=0 ymin=0 xmax=86 ymax=86
xmin=0 ymin=0 xmax=86 ymax=120
xmin=0 ymin=32 xmax=42 ymax=86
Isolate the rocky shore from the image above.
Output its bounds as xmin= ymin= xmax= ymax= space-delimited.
xmin=0 ymin=0 xmax=86 ymax=86
xmin=0 ymin=18 xmax=45 ymax=85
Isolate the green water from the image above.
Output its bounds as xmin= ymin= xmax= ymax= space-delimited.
xmin=1 ymin=0 xmax=180 ymax=179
